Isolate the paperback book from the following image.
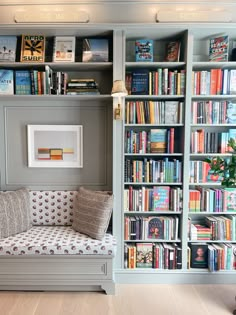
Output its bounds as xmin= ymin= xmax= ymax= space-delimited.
xmin=136 ymin=243 xmax=153 ymax=268
xmin=226 ymin=102 xmax=236 ymax=124
xmin=53 ymin=36 xmax=76 ymax=62
xmin=15 ymin=70 xmax=31 ymax=95
xmin=20 ymin=35 xmax=45 ymax=62
xmin=82 ymin=38 xmax=109 ymax=62
xmin=135 ymin=39 xmax=153 ymax=62
xmin=165 ymin=41 xmax=181 ymax=62
xmin=150 ymin=129 xmax=167 ymax=153
xmin=153 ymin=186 xmax=170 ymax=211
xmin=190 ymin=243 xmax=208 ymax=268
xmin=209 ymin=35 xmax=229 ymax=62
xmin=0 ymin=69 xmax=14 ymax=94
xmin=131 ymin=70 xmax=149 ymax=95
xmin=146 ymin=217 xmax=164 ymax=240
xmin=0 ymin=35 xmax=17 ymax=62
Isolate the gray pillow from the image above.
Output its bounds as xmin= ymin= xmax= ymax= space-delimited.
xmin=0 ymin=188 xmax=32 ymax=239
xmin=72 ymin=187 xmax=113 ymax=240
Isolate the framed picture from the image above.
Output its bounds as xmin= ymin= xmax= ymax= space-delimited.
xmin=27 ymin=125 xmax=83 ymax=168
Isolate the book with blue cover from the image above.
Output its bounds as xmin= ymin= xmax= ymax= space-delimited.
xmin=82 ymin=38 xmax=109 ymax=62
xmin=15 ymin=70 xmax=31 ymax=95
xmin=0 ymin=36 xmax=17 ymax=62
xmin=135 ymin=39 xmax=153 ymax=62
xmin=150 ymin=128 xmax=167 ymax=153
xmin=0 ymin=69 xmax=14 ymax=94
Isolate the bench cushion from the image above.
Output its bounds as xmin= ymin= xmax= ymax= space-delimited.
xmin=0 ymin=226 xmax=116 ymax=256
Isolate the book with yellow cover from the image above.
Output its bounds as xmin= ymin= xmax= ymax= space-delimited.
xmin=20 ymin=35 xmax=45 ymax=62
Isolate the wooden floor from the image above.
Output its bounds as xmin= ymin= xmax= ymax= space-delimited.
xmin=0 ymin=284 xmax=236 ymax=315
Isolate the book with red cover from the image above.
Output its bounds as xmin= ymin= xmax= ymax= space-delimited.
xmin=165 ymin=41 xmax=181 ymax=62
xmin=209 ymin=35 xmax=229 ymax=62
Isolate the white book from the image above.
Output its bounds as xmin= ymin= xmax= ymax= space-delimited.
xmin=229 ymin=69 xmax=236 ymax=95
xmin=53 ymin=36 xmax=76 ymax=62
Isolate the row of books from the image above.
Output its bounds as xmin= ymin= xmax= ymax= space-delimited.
xmin=124 ymin=216 xmax=179 ymax=241
xmin=126 ymin=69 xmax=186 ymax=95
xmin=191 ymin=101 xmax=236 ymax=124
xmin=125 ymin=128 xmax=175 ymax=154
xmin=135 ymin=39 xmax=181 ymax=62
xmin=189 ymin=215 xmax=236 ymax=241
xmin=189 ymin=188 xmax=236 ymax=213
xmin=124 ymin=186 xmax=183 ymax=212
xmin=188 ymin=242 xmax=236 ymax=271
xmin=0 ymin=35 xmax=109 ymax=63
xmin=189 ymin=160 xmax=222 ymax=184
xmin=125 ymin=101 xmax=183 ymax=125
xmin=124 ymin=242 xmax=182 ymax=269
xmin=124 ymin=158 xmax=182 ymax=183
xmin=192 ymin=69 xmax=236 ymax=95
xmin=190 ymin=129 xmax=236 ymax=154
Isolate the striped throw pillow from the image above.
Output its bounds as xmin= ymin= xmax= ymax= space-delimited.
xmin=0 ymin=188 xmax=32 ymax=239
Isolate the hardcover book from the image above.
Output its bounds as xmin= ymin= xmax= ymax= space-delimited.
xmin=150 ymin=129 xmax=167 ymax=153
xmin=0 ymin=69 xmax=14 ymax=94
xmin=165 ymin=41 xmax=180 ymax=62
xmin=223 ymin=188 xmax=236 ymax=211
xmin=0 ymin=35 xmax=17 ymax=62
xmin=53 ymin=36 xmax=76 ymax=62
xmin=15 ymin=70 xmax=31 ymax=95
xmin=164 ymin=101 xmax=180 ymax=124
xmin=146 ymin=217 xmax=164 ymax=240
xmin=190 ymin=243 xmax=208 ymax=268
xmin=131 ymin=70 xmax=149 ymax=95
xmin=82 ymin=38 xmax=109 ymax=62
xmin=153 ymin=186 xmax=170 ymax=211
xmin=136 ymin=243 xmax=153 ymax=268
xmin=209 ymin=35 xmax=229 ymax=62
xmin=20 ymin=35 xmax=45 ymax=62
xmin=135 ymin=39 xmax=153 ymax=62
xmin=226 ymin=102 xmax=236 ymax=124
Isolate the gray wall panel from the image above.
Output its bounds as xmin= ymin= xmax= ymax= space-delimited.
xmin=2 ymin=100 xmax=112 ymax=190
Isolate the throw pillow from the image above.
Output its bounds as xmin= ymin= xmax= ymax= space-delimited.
xmin=72 ymin=187 xmax=113 ymax=240
xmin=0 ymin=188 xmax=32 ymax=239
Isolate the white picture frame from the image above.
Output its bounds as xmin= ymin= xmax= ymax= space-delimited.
xmin=27 ymin=125 xmax=83 ymax=168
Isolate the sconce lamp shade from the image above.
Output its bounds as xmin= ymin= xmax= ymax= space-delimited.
xmin=111 ymin=80 xmax=128 ymax=97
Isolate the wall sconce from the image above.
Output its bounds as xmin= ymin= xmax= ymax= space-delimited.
xmin=111 ymin=80 xmax=128 ymax=120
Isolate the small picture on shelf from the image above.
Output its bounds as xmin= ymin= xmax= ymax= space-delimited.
xmin=209 ymin=35 xmax=229 ymax=62
xmin=164 ymin=41 xmax=181 ymax=62
xmin=190 ymin=243 xmax=208 ymax=268
xmin=20 ymin=35 xmax=45 ymax=62
xmin=135 ymin=39 xmax=153 ymax=62
xmin=0 ymin=69 xmax=14 ymax=94
xmin=0 ymin=35 xmax=17 ymax=62
xmin=53 ymin=36 xmax=76 ymax=62
xmin=82 ymin=38 xmax=109 ymax=62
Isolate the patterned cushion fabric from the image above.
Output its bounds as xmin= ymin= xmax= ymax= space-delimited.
xmin=30 ymin=191 xmax=77 ymax=226
xmin=0 ymin=226 xmax=116 ymax=256
xmin=0 ymin=188 xmax=32 ymax=238
xmin=72 ymin=187 xmax=113 ymax=240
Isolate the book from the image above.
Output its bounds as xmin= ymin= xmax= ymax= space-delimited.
xmin=20 ymin=35 xmax=45 ymax=62
xmin=150 ymin=129 xmax=167 ymax=153
xmin=209 ymin=35 xmax=229 ymax=62
xmin=153 ymin=186 xmax=170 ymax=211
xmin=226 ymin=102 xmax=236 ymax=124
xmin=53 ymin=36 xmax=76 ymax=62
xmin=135 ymin=39 xmax=153 ymax=62
xmin=136 ymin=243 xmax=153 ymax=268
xmin=131 ymin=70 xmax=149 ymax=95
xmin=164 ymin=101 xmax=180 ymax=123
xmin=15 ymin=70 xmax=31 ymax=95
xmin=0 ymin=35 xmax=17 ymax=62
xmin=0 ymin=69 xmax=14 ymax=94
xmin=190 ymin=243 xmax=208 ymax=268
xmin=165 ymin=41 xmax=180 ymax=62
xmin=146 ymin=217 xmax=164 ymax=240
xmin=223 ymin=188 xmax=236 ymax=211
xmin=229 ymin=70 xmax=236 ymax=95
xmin=82 ymin=38 xmax=109 ymax=62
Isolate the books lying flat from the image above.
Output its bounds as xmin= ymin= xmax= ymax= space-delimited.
xmin=53 ymin=36 xmax=76 ymax=62
xmin=0 ymin=69 xmax=14 ymax=94
xmin=0 ymin=36 xmax=17 ymax=62
xmin=82 ymin=38 xmax=109 ymax=62
xmin=20 ymin=35 xmax=45 ymax=62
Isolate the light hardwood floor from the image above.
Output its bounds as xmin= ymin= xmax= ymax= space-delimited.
xmin=0 ymin=284 xmax=236 ymax=315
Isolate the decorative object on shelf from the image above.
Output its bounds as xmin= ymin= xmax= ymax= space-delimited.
xmin=208 ymin=34 xmax=229 ymax=62
xmin=205 ymin=138 xmax=236 ymax=188
xmin=82 ymin=38 xmax=109 ymax=62
xmin=164 ymin=41 xmax=181 ymax=62
xmin=111 ymin=80 xmax=128 ymax=120
xmin=0 ymin=35 xmax=17 ymax=62
xmin=53 ymin=36 xmax=76 ymax=62
xmin=135 ymin=39 xmax=153 ymax=62
xmin=27 ymin=125 xmax=83 ymax=168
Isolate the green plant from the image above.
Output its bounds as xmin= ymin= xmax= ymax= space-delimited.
xmin=205 ymin=138 xmax=236 ymax=187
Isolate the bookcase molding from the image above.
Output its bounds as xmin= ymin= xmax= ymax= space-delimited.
xmin=1 ymin=22 xmax=236 ymax=283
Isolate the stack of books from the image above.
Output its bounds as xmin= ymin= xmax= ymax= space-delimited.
xmin=66 ymin=79 xmax=100 ymax=95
